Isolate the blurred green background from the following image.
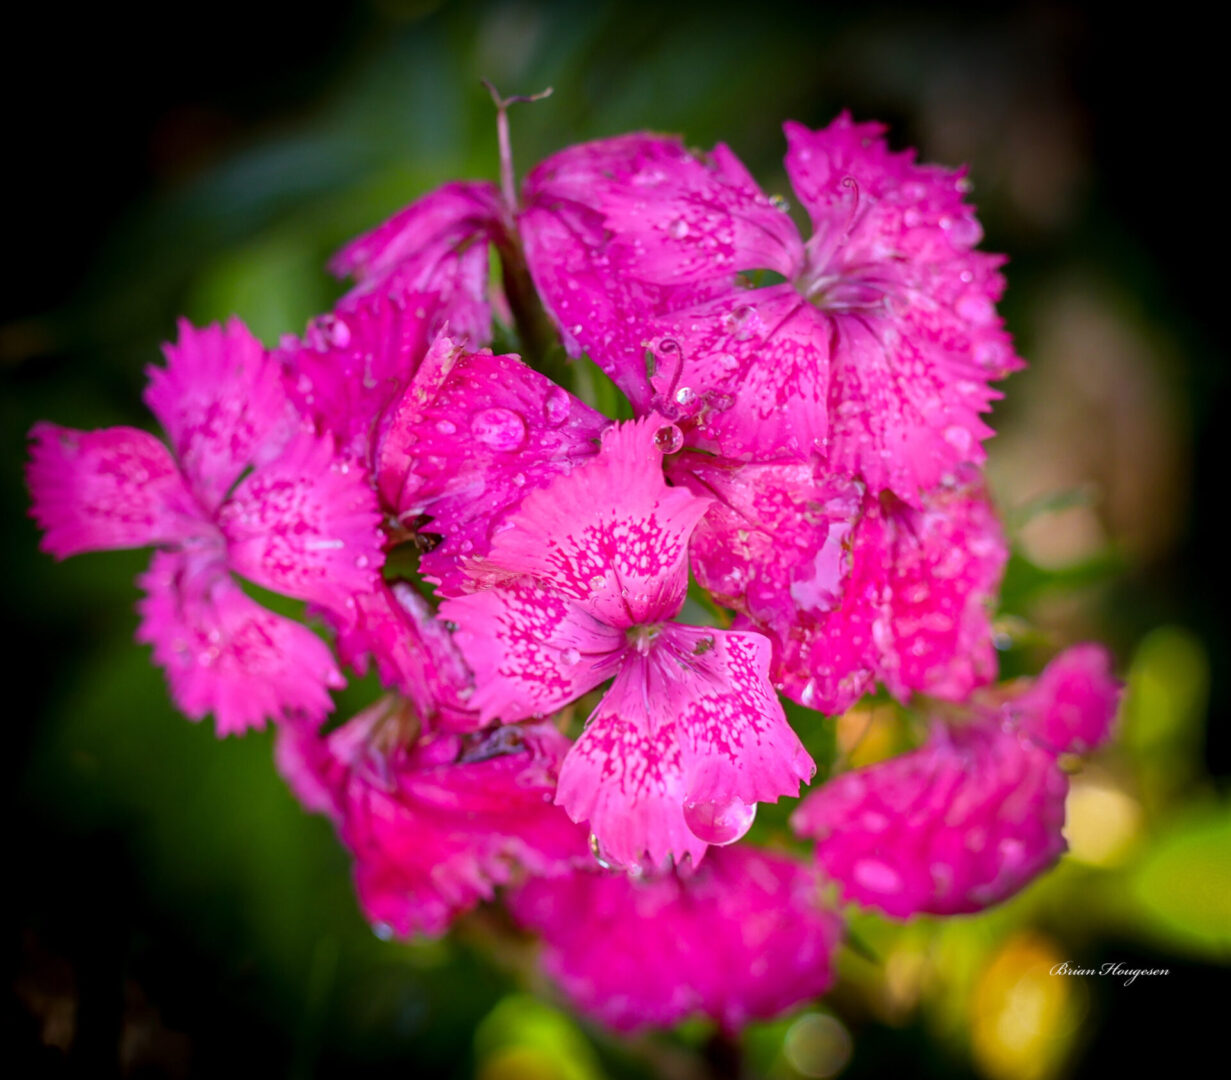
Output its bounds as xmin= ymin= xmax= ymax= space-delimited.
xmin=4 ymin=2 xmax=1227 ymax=1077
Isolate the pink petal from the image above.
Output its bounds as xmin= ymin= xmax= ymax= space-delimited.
xmin=375 ymin=338 xmax=608 ymax=594
xmin=277 ymin=291 xmax=440 ymax=469
xmin=283 ymin=704 xmax=589 ymax=938
xmin=556 ymin=627 xmax=814 ymax=869
xmin=793 ymin=722 xmax=1068 ymax=917
xmin=525 ymin=134 xmax=802 ymax=285
xmin=331 ymin=582 xmax=482 ymax=730
xmin=219 ymin=429 xmax=384 ymax=616
xmin=136 ymin=551 xmax=344 ymax=736
xmin=463 ymin=417 xmax=711 ymax=629
xmin=509 ymin=846 xmax=842 ymax=1032
xmin=329 ymin=180 xmax=505 ymax=345
xmin=521 ymin=137 xmax=770 ymax=410
xmin=783 ymin=115 xmax=1022 ymax=502
xmin=144 ymin=317 xmax=296 ymax=512
xmin=688 ymin=464 xmax=1004 ymax=715
xmin=442 ymin=582 xmax=626 ymax=724
xmin=645 ymin=286 xmax=828 ymax=460
xmin=1012 ymin=644 xmax=1122 ymax=755
xmin=27 ymin=423 xmax=207 ymax=558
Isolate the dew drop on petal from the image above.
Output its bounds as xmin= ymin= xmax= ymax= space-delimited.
xmin=943 ymin=425 xmax=974 ymax=454
xmin=667 ymin=217 xmax=690 ymax=239
xmin=654 ymin=423 xmax=684 ymax=454
xmin=852 ymin=858 xmax=903 ymax=894
xmin=543 ymin=387 xmax=570 ymax=426
xmin=683 ymin=795 xmax=757 ymax=845
xmin=435 ymin=419 xmax=457 ymax=435
xmin=675 ymin=386 xmax=696 ymax=407
xmin=372 ymin=922 xmax=394 ymax=941
xmin=471 ymin=407 xmax=527 ymax=451
xmin=560 ymin=647 xmax=581 ymax=666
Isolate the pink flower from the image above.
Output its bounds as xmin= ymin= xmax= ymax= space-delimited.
xmin=27 ymin=318 xmax=385 ymax=734
xmin=277 ymin=700 xmax=588 ymax=938
xmin=440 ymin=417 xmax=813 ymax=868
xmin=509 ymin=846 xmax=843 ymax=1032
xmin=375 ymin=336 xmax=609 ymax=595
xmin=276 ymin=290 xmax=443 ymax=471
xmin=329 ymin=180 xmax=506 ymax=345
xmin=525 ymin=115 xmax=1021 ymax=502
xmin=675 ymin=458 xmax=1006 ymax=713
xmin=791 ymin=645 xmax=1121 ymax=917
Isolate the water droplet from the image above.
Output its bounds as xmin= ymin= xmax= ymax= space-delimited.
xmin=471 ymin=407 xmax=527 ymax=451
xmin=561 ymin=647 xmax=581 ymax=666
xmin=588 ymin=574 xmax=606 ymax=591
xmin=769 ymin=193 xmax=791 ymax=213
xmin=435 ymin=419 xmax=457 ymax=435
xmin=715 ymin=351 xmax=739 ymax=372
xmin=512 ymin=472 xmax=526 ymax=487
xmin=373 ymin=922 xmax=394 ymax=941
xmin=355 ymin=554 xmax=370 ymax=569
xmin=706 ymin=391 xmax=734 ymax=413
xmin=675 ymin=386 xmax=696 ymax=406
xmin=852 ymin=858 xmax=903 ymax=894
xmin=543 ymin=387 xmax=570 ymax=426
xmin=722 ymin=304 xmax=757 ymax=341
xmin=683 ymin=795 xmax=756 ymax=845
xmin=943 ymin=425 xmax=973 ymax=454
xmin=955 ymin=292 xmax=994 ymax=325
xmin=667 ymin=217 xmax=690 ymax=239
xmin=654 ymin=424 xmax=684 ymax=454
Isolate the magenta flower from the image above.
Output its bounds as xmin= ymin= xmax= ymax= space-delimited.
xmin=674 ymin=457 xmax=1007 ymax=712
xmin=277 ymin=700 xmax=588 ymax=938
xmin=329 ymin=180 xmax=506 ymax=344
xmin=376 ymin=336 xmax=609 ymax=594
xmin=27 ymin=318 xmax=385 ymax=733
xmin=276 ymin=289 xmax=443 ymax=470
xmin=439 ymin=417 xmax=814 ymax=868
xmin=510 ymin=846 xmax=843 ymax=1032
xmin=524 ymin=115 xmax=1020 ymax=501
xmin=792 ymin=645 xmax=1121 ymax=917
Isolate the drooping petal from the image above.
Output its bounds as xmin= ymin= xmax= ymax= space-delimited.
xmin=280 ymin=705 xmax=589 ymax=938
xmin=375 ymin=338 xmax=608 ymax=594
xmin=136 ymin=551 xmax=344 ymax=736
xmin=329 ymin=180 xmax=505 ymax=345
xmin=144 ymin=317 xmax=296 ymax=512
xmin=671 ymin=453 xmax=863 ymax=635
xmin=277 ymin=291 xmax=440 ymax=468
xmin=645 ymin=286 xmax=828 ymax=461
xmin=461 ymin=417 xmax=711 ymax=629
xmin=793 ymin=722 xmax=1068 ymax=918
xmin=509 ymin=846 xmax=843 ymax=1033
xmin=331 ymin=582 xmax=482 ymax=731
xmin=1012 ymin=644 xmax=1122 ymax=755
xmin=219 ymin=430 xmax=384 ymax=616
xmin=441 ymin=582 xmax=626 ymax=724
xmin=784 ymin=114 xmax=1022 ymax=502
xmin=555 ymin=627 xmax=813 ymax=868
xmin=687 ymin=462 xmax=1004 ymax=714
xmin=27 ymin=423 xmax=207 ymax=558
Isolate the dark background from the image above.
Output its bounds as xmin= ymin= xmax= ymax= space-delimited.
xmin=4 ymin=2 xmax=1226 ymax=1077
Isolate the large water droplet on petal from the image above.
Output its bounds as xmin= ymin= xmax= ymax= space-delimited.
xmin=543 ymin=387 xmax=570 ymax=426
xmin=654 ymin=423 xmax=684 ymax=454
xmin=683 ymin=795 xmax=757 ymax=845
xmin=435 ymin=419 xmax=457 ymax=435
xmin=667 ymin=217 xmax=690 ymax=239
xmin=471 ymin=407 xmax=527 ymax=451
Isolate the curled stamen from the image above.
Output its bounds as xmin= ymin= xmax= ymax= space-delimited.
xmin=652 ymin=337 xmax=687 ymax=401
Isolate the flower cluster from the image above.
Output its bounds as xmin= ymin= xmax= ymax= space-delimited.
xmin=28 ymin=102 xmax=1121 ymax=1033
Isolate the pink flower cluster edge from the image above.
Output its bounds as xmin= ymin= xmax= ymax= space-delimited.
xmin=27 ymin=109 xmax=1122 ymax=1033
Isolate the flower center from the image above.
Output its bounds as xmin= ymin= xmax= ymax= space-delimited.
xmin=626 ymin=623 xmax=663 ymax=655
